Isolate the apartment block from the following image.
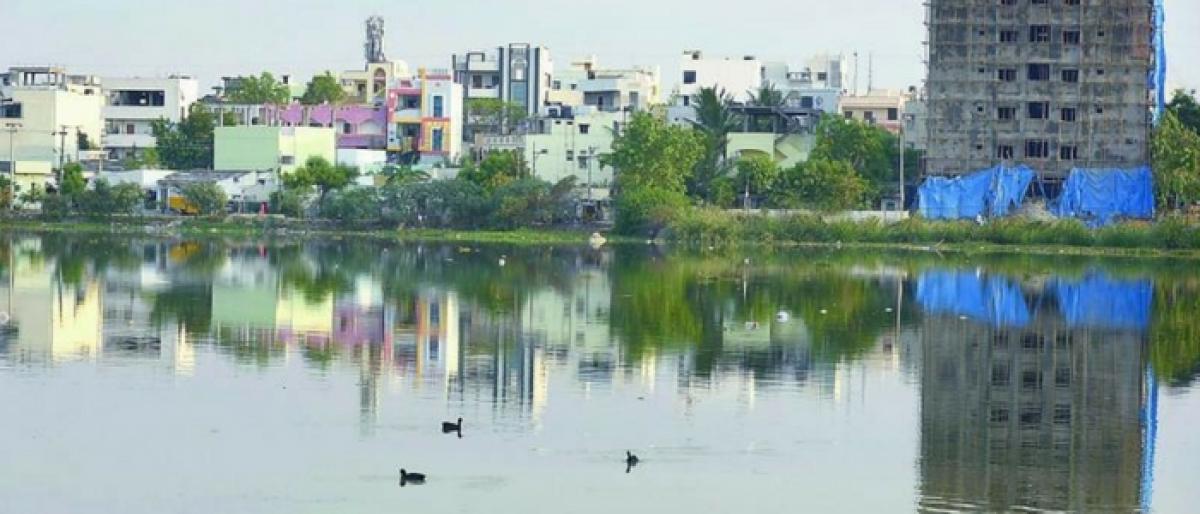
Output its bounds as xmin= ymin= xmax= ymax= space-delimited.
xmin=547 ymin=57 xmax=661 ymax=113
xmin=452 ymin=44 xmax=553 ymax=137
xmin=925 ymin=0 xmax=1156 ymax=178
xmin=102 ymin=76 xmax=200 ymax=161
xmin=386 ymin=69 xmax=464 ymax=164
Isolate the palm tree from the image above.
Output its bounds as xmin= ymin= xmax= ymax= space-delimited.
xmin=747 ymin=84 xmax=786 ymax=108
xmin=381 ymin=165 xmax=430 ymax=186
xmin=689 ymin=87 xmax=740 ymax=202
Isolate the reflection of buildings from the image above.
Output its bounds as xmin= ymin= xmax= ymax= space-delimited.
xmin=0 ymin=239 xmax=103 ymax=363
xmin=918 ymin=271 xmax=1150 ymax=512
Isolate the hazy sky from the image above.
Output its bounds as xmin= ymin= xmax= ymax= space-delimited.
xmin=3 ymin=0 xmax=1197 ymax=95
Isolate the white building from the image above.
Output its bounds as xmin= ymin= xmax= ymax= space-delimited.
xmin=667 ymin=50 xmax=762 ymax=125
xmin=675 ymin=50 xmax=762 ymax=104
xmin=547 ymin=57 xmax=661 ymax=113
xmin=840 ymin=89 xmax=908 ymax=134
xmin=481 ymin=106 xmax=625 ymax=207
xmin=452 ymin=43 xmax=553 ymax=120
xmin=761 ymin=53 xmax=852 ymax=114
xmin=0 ymin=66 xmax=104 ymax=195
xmin=102 ymin=76 xmax=200 ymax=161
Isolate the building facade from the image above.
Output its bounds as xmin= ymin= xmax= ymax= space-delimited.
xmin=386 ymin=69 xmax=464 ymax=164
xmin=924 ymin=0 xmax=1156 ymax=178
xmin=452 ymin=43 xmax=553 ymax=139
xmin=213 ymin=125 xmax=336 ymax=174
xmin=761 ymin=53 xmax=853 ymax=114
xmin=101 ymin=76 xmax=200 ymax=161
xmin=0 ymin=66 xmax=104 ymax=194
xmin=548 ymin=57 xmax=661 ymax=113
xmin=840 ymin=89 xmax=908 ymax=134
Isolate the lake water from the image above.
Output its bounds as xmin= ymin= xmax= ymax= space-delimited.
xmin=1 ymin=233 xmax=1198 ymax=513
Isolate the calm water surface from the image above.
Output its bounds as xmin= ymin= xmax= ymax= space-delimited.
xmin=1 ymin=233 xmax=1198 ymax=513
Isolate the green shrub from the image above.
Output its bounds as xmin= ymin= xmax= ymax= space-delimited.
xmin=615 ymin=187 xmax=688 ymax=236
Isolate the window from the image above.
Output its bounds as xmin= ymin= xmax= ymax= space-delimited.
xmin=0 ymin=102 xmax=23 ymax=118
xmin=1027 ymin=101 xmax=1050 ymax=119
xmin=1063 ymin=30 xmax=1081 ymax=44
xmin=817 ymin=72 xmax=828 ymax=81
xmin=1022 ymin=370 xmax=1042 ymax=390
xmin=1025 ymin=139 xmax=1050 ymax=158
xmin=343 ymin=122 xmax=353 ymax=134
xmin=472 ymin=74 xmax=483 ymax=88
xmin=1055 ymin=367 xmax=1072 ymax=386
xmin=991 ymin=364 xmax=1010 ymax=386
xmin=1061 ymin=69 xmax=1079 ymax=83
xmin=844 ymin=111 xmax=853 ymax=119
xmin=552 ymin=80 xmax=562 ymax=90
xmin=887 ymin=108 xmax=898 ymax=121
xmin=1065 ymin=0 xmax=1080 ymax=4
xmin=280 ymin=155 xmax=295 ymax=165
xmin=683 ymin=70 xmax=697 ymax=84
xmin=432 ymin=95 xmax=444 ymax=118
xmin=996 ymin=144 xmax=1015 ymax=159
xmin=1000 ymin=0 xmax=1016 ymax=5
xmin=126 ymin=123 xmax=135 ymax=135
xmin=998 ymin=106 xmax=1017 ymax=120
xmin=1059 ymin=145 xmax=1078 ymax=160
xmin=864 ymin=111 xmax=876 ymax=123
xmin=800 ymin=96 xmax=814 ymax=108
xmin=682 ymin=96 xmax=690 ymax=107
xmin=998 ymin=68 xmax=1017 ymax=82
xmin=1029 ymin=25 xmax=1051 ymax=43
xmin=1031 ymin=0 xmax=1047 ymax=4
xmin=999 ymin=30 xmax=1020 ymax=43
xmin=1061 ymin=107 xmax=1077 ymax=122
xmin=1095 ymin=68 xmax=1105 ymax=76
xmin=579 ymin=123 xmax=590 ymax=135
xmin=1028 ymin=63 xmax=1051 ymax=81
xmin=1054 ymin=405 xmax=1071 ymax=425
xmin=431 ymin=128 xmax=443 ymax=152
xmin=990 ymin=407 xmax=1010 ymax=423
xmin=566 ymin=150 xmax=575 ymax=161
xmin=1019 ymin=407 xmax=1042 ymax=426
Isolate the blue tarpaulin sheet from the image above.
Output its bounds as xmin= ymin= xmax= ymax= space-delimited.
xmin=1050 ymin=167 xmax=1155 ymax=226
xmin=1152 ymin=0 xmax=1167 ymax=122
xmin=918 ymin=165 xmax=1035 ymax=220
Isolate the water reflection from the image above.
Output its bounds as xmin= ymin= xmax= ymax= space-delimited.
xmin=0 ymin=234 xmax=1197 ymax=511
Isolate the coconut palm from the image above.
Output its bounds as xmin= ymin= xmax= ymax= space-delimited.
xmin=747 ymin=84 xmax=786 ymax=108
xmin=689 ymin=87 xmax=740 ymax=202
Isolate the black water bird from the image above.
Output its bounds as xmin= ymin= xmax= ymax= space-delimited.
xmin=399 ymin=468 xmax=426 ymax=486
xmin=442 ymin=417 xmax=463 ymax=434
xmin=625 ymin=451 xmax=640 ymax=473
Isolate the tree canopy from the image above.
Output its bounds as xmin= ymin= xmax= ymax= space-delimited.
xmin=465 ymin=98 xmax=528 ymax=135
xmin=1166 ymin=89 xmax=1200 ymax=135
xmin=1151 ymin=111 xmax=1200 ymax=210
xmin=284 ymin=156 xmax=359 ymax=209
xmin=152 ymin=104 xmax=217 ymax=170
xmin=228 ymin=72 xmax=292 ymax=104
xmin=459 ymin=150 xmax=527 ymax=190
xmin=604 ymin=112 xmax=705 ymax=194
xmin=301 ymin=71 xmax=346 ymax=105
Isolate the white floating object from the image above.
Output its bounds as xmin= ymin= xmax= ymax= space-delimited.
xmin=498 ymin=258 xmax=506 ymax=267
xmin=775 ymin=311 xmax=791 ymax=323
xmin=743 ymin=258 xmax=751 ymax=265
xmin=820 ymin=309 xmax=828 ymax=315
xmin=885 ymin=307 xmax=894 ymax=313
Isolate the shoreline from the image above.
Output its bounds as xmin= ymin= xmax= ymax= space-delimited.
xmin=3 ymin=216 xmax=1200 ymax=259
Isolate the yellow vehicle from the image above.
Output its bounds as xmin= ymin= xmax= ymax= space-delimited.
xmin=168 ymin=196 xmax=201 ymax=215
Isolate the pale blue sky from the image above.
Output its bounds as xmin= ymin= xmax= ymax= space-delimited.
xmin=3 ymin=0 xmax=1196 ymax=94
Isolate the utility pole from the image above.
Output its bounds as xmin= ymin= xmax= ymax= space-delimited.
xmin=4 ymin=122 xmax=20 ymax=209
xmin=54 ymin=125 xmax=70 ymax=184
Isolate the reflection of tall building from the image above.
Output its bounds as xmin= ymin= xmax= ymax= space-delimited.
xmin=919 ymin=313 xmax=1147 ymax=511
xmin=0 ymin=240 xmax=103 ymax=363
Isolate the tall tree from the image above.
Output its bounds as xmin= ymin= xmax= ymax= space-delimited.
xmin=810 ymin=114 xmax=893 ymax=187
xmin=689 ymin=87 xmax=741 ymax=202
xmin=301 ymin=71 xmax=346 ymax=105
xmin=747 ymin=84 xmax=785 ymax=108
xmin=1166 ymin=89 xmax=1200 ymax=135
xmin=465 ymin=99 xmax=528 ymax=135
xmin=459 ymin=150 xmax=527 ymax=190
xmin=1151 ymin=111 xmax=1200 ymax=210
xmin=284 ymin=156 xmax=359 ymax=210
xmin=152 ymin=104 xmax=217 ymax=170
xmin=228 ymin=72 xmax=292 ymax=104
xmin=60 ymin=162 xmax=86 ymax=197
xmin=603 ymin=112 xmax=705 ymax=194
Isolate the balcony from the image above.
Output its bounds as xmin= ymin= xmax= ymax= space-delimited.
xmin=337 ymin=133 xmax=386 ymax=150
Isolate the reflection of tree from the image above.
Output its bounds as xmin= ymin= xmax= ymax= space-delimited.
xmin=1151 ymin=277 xmax=1200 ymax=386
xmin=609 ymin=247 xmax=906 ymax=375
xmin=37 ymin=233 xmax=140 ymax=286
xmin=150 ymin=285 xmax=213 ymax=333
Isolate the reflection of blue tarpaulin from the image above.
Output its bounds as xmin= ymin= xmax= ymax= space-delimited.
xmin=1051 ymin=167 xmax=1155 ymax=226
xmin=1151 ymin=0 xmax=1167 ymax=122
xmin=918 ymin=270 xmax=1152 ymax=331
xmin=918 ymin=165 xmax=1035 ymax=220
xmin=1051 ymin=273 xmax=1152 ymax=330
xmin=916 ymin=271 xmax=1031 ymax=328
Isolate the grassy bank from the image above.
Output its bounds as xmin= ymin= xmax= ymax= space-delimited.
xmin=0 ymin=216 xmax=599 ymax=245
xmin=666 ymin=208 xmax=1200 ymax=256
xmin=6 ymin=212 xmax=1200 ymax=257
